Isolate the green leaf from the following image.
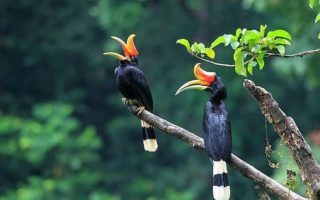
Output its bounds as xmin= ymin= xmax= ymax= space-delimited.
xmin=315 ymin=13 xmax=320 ymax=23
xmin=205 ymin=48 xmax=215 ymax=59
xmin=242 ymin=30 xmax=260 ymax=44
xmin=233 ymin=48 xmax=247 ymax=77
xmin=235 ymin=28 xmax=242 ymax=40
xmin=309 ymin=0 xmax=314 ymax=8
xmin=247 ymin=63 xmax=253 ymax=75
xmin=198 ymin=43 xmax=205 ymax=54
xmin=223 ymin=34 xmax=233 ymax=46
xmin=274 ymin=38 xmax=291 ymax=46
xmin=267 ymin=30 xmax=291 ymax=41
xmin=210 ymin=36 xmax=225 ymax=48
xmin=230 ymin=41 xmax=240 ymax=49
xmin=256 ymin=52 xmax=265 ymax=70
xmin=191 ymin=42 xmax=200 ymax=53
xmin=249 ymin=60 xmax=257 ymax=67
xmin=276 ymin=45 xmax=285 ymax=56
xmin=176 ymin=39 xmax=191 ymax=51
xmin=260 ymin=25 xmax=267 ymax=37
xmin=251 ymin=44 xmax=262 ymax=53
xmin=318 ymin=32 xmax=320 ymax=39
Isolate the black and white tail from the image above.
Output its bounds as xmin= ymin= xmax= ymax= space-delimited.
xmin=141 ymin=120 xmax=158 ymax=152
xmin=212 ymin=160 xmax=230 ymax=200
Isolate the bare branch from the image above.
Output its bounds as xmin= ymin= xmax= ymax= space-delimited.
xmin=265 ymin=48 xmax=320 ymax=58
xmin=126 ymin=104 xmax=307 ymax=200
xmin=190 ymin=52 xmax=235 ymax=67
xmin=244 ymin=79 xmax=320 ymax=200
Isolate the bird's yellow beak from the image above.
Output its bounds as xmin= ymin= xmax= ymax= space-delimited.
xmin=175 ymin=63 xmax=216 ymax=95
xmin=103 ymin=52 xmax=128 ymax=60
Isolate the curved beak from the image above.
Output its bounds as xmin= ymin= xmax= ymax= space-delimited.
xmin=111 ymin=34 xmax=138 ymax=58
xmin=103 ymin=52 xmax=128 ymax=61
xmin=175 ymin=80 xmax=210 ymax=95
xmin=175 ymin=63 xmax=216 ymax=95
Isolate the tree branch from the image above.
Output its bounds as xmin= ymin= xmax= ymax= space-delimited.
xmin=190 ymin=48 xmax=320 ymax=68
xmin=265 ymin=48 xmax=320 ymax=58
xmin=126 ymin=104 xmax=307 ymax=200
xmin=244 ymin=79 xmax=320 ymax=200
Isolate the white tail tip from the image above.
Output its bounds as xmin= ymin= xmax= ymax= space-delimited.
xmin=143 ymin=139 xmax=158 ymax=152
xmin=213 ymin=186 xmax=230 ymax=200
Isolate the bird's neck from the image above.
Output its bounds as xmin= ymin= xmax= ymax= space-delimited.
xmin=210 ymin=87 xmax=227 ymax=105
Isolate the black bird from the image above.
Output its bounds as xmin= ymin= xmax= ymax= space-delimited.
xmin=175 ymin=63 xmax=232 ymax=200
xmin=104 ymin=34 xmax=158 ymax=152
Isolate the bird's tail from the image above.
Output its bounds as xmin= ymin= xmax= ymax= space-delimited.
xmin=141 ymin=120 xmax=158 ymax=152
xmin=212 ymin=160 xmax=230 ymax=200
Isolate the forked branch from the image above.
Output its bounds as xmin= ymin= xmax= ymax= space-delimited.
xmin=244 ymin=79 xmax=320 ymax=200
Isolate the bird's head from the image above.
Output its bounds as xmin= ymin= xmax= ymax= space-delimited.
xmin=175 ymin=63 xmax=216 ymax=95
xmin=103 ymin=34 xmax=139 ymax=62
xmin=175 ymin=63 xmax=227 ymax=101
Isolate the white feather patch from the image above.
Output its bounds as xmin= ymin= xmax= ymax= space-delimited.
xmin=213 ymin=160 xmax=227 ymax=174
xmin=143 ymin=139 xmax=158 ymax=152
xmin=213 ymin=186 xmax=230 ymax=200
xmin=141 ymin=120 xmax=151 ymax=128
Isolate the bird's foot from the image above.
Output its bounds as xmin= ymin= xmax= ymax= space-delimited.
xmin=121 ymin=98 xmax=129 ymax=105
xmin=135 ymin=106 xmax=145 ymax=116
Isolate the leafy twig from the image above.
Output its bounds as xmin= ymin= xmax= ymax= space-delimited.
xmin=190 ymin=52 xmax=254 ymax=68
xmin=191 ymin=48 xmax=320 ymax=68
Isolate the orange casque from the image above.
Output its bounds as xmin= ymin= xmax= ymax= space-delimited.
xmin=194 ymin=63 xmax=216 ymax=86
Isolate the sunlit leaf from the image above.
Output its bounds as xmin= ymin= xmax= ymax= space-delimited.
xmin=233 ymin=48 xmax=247 ymax=77
xmin=176 ymin=39 xmax=191 ymax=51
xmin=267 ymin=30 xmax=291 ymax=41
xmin=309 ymin=0 xmax=314 ymax=8
xmin=249 ymin=60 xmax=257 ymax=67
xmin=274 ymin=38 xmax=291 ymax=46
xmin=235 ymin=28 xmax=242 ymax=40
xmin=247 ymin=62 xmax=253 ymax=75
xmin=198 ymin=43 xmax=205 ymax=54
xmin=205 ymin=48 xmax=215 ymax=59
xmin=276 ymin=45 xmax=285 ymax=56
xmin=251 ymin=44 xmax=262 ymax=53
xmin=315 ymin=13 xmax=320 ymax=23
xmin=191 ymin=42 xmax=200 ymax=53
xmin=223 ymin=34 xmax=233 ymax=46
xmin=210 ymin=36 xmax=225 ymax=48
xmin=256 ymin=52 xmax=265 ymax=70
xmin=260 ymin=25 xmax=267 ymax=37
xmin=230 ymin=41 xmax=240 ymax=49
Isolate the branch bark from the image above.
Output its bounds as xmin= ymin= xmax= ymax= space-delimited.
xmin=244 ymin=79 xmax=320 ymax=200
xmin=126 ymin=104 xmax=307 ymax=200
xmin=265 ymin=48 xmax=320 ymax=58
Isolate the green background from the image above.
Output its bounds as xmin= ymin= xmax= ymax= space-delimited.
xmin=1 ymin=0 xmax=320 ymax=199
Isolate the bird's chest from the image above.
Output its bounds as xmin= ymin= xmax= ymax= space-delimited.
xmin=115 ymin=67 xmax=136 ymax=98
xmin=203 ymin=103 xmax=228 ymax=137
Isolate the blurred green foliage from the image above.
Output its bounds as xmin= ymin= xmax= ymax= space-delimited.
xmin=1 ymin=0 xmax=320 ymax=199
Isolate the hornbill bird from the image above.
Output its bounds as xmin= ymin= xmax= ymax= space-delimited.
xmin=175 ymin=63 xmax=232 ymax=200
xmin=103 ymin=34 xmax=158 ymax=152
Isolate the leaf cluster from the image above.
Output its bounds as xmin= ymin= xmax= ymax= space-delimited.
xmin=177 ymin=25 xmax=291 ymax=77
xmin=309 ymin=0 xmax=320 ymax=39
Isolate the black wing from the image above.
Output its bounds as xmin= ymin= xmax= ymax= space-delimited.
xmin=203 ymin=104 xmax=232 ymax=162
xmin=125 ymin=66 xmax=153 ymax=111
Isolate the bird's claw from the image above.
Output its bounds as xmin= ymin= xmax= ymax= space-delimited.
xmin=135 ymin=106 xmax=145 ymax=116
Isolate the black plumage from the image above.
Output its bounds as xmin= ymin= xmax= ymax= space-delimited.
xmin=114 ymin=58 xmax=157 ymax=152
xmin=203 ymin=77 xmax=232 ymax=200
